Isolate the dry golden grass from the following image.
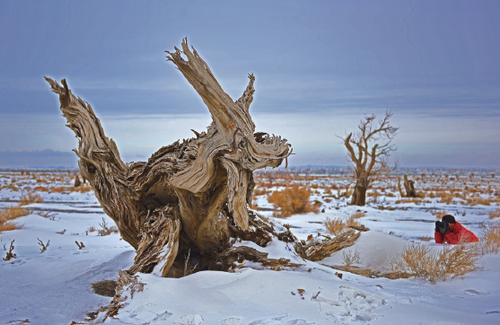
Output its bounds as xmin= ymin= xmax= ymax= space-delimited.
xmin=438 ymin=192 xmax=454 ymax=205
xmin=0 ymin=221 xmax=21 ymax=232
xmin=19 ymin=192 xmax=44 ymax=205
xmin=325 ymin=217 xmax=345 ymax=235
xmin=389 ymin=241 xmax=481 ymax=283
xmin=325 ymin=213 xmax=365 ymax=236
xmin=431 ymin=211 xmax=448 ymax=219
xmin=481 ymin=220 xmax=500 ymax=254
xmin=489 ymin=209 xmax=500 ymax=219
xmin=466 ymin=196 xmax=492 ymax=206
xmin=268 ymin=184 xmax=318 ymax=218
xmin=97 ymin=218 xmax=119 ymax=236
xmin=0 ymin=206 xmax=29 ymax=232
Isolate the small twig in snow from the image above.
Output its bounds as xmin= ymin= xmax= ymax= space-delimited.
xmin=37 ymin=238 xmax=50 ymax=253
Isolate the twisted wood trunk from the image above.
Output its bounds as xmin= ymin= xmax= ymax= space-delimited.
xmin=45 ymin=39 xmax=293 ymax=277
xmin=401 ymin=174 xmax=419 ymax=198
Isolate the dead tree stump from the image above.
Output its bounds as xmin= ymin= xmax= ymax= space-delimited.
xmin=398 ymin=174 xmax=419 ymax=198
xmin=45 ymin=39 xmax=301 ymax=277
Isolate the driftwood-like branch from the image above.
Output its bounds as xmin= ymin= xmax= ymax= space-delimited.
xmin=304 ymin=229 xmax=361 ymax=261
xmin=45 ymin=39 xmax=292 ymax=277
xmin=37 ymin=238 xmax=50 ymax=253
xmin=3 ymin=240 xmax=16 ymax=261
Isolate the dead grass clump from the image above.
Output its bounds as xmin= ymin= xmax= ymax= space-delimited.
xmin=466 ymin=195 xmax=492 ymax=206
xmin=341 ymin=249 xmax=361 ymax=271
xmin=19 ymin=192 xmax=44 ymax=205
xmin=325 ymin=213 xmax=365 ymax=235
xmin=438 ymin=192 xmax=454 ymax=205
xmin=489 ymin=209 xmax=500 ymax=219
xmin=325 ymin=218 xmax=345 ymax=235
xmin=481 ymin=220 xmax=500 ymax=254
xmin=268 ymin=184 xmax=318 ymax=218
xmin=389 ymin=242 xmax=481 ymax=283
xmin=0 ymin=206 xmax=30 ymax=232
xmin=97 ymin=218 xmax=119 ymax=236
xmin=0 ymin=221 xmax=22 ymax=232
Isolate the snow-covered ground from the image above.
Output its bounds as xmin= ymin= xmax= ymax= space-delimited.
xmin=1 ymin=169 xmax=500 ymax=325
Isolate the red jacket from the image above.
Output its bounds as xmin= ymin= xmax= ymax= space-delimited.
xmin=434 ymin=222 xmax=479 ymax=244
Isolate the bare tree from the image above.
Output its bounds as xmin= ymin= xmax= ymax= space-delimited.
xmin=342 ymin=112 xmax=398 ymax=206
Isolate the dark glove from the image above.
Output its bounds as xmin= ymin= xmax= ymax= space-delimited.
xmin=435 ymin=221 xmax=450 ymax=234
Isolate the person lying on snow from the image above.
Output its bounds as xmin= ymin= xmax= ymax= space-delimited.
xmin=435 ymin=214 xmax=478 ymax=244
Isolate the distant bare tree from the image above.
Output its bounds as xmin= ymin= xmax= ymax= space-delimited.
xmin=342 ymin=112 xmax=398 ymax=206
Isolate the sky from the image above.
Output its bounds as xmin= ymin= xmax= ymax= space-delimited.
xmin=1 ymin=0 xmax=499 ymax=169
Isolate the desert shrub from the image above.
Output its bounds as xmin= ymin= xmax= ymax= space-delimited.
xmin=489 ymin=208 xmax=500 ymax=219
xmin=97 ymin=217 xmax=119 ymax=236
xmin=341 ymin=249 xmax=361 ymax=271
xmin=438 ymin=192 xmax=454 ymax=205
xmin=481 ymin=220 xmax=500 ymax=254
xmin=431 ymin=211 xmax=448 ymax=219
xmin=325 ymin=213 xmax=364 ymax=236
xmin=0 ymin=206 xmax=29 ymax=232
xmin=466 ymin=195 xmax=491 ymax=206
xmin=268 ymin=184 xmax=318 ymax=218
xmin=19 ymin=192 xmax=44 ymax=205
xmin=390 ymin=242 xmax=481 ymax=283
xmin=325 ymin=217 xmax=345 ymax=235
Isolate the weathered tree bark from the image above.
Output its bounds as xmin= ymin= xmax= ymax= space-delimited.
xmin=45 ymin=39 xmax=294 ymax=277
xmin=400 ymin=174 xmax=419 ymax=198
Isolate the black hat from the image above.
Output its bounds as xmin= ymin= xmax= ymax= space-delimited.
xmin=442 ymin=215 xmax=456 ymax=224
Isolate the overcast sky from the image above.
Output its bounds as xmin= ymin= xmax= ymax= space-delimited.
xmin=1 ymin=0 xmax=499 ymax=169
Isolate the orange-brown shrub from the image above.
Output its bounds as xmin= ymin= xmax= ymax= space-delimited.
xmin=481 ymin=220 xmax=500 ymax=254
xmin=325 ymin=217 xmax=345 ymax=235
xmin=0 ymin=206 xmax=29 ymax=232
xmin=49 ymin=186 xmax=67 ymax=193
xmin=268 ymin=184 xmax=317 ymax=218
xmin=73 ymin=184 xmax=93 ymax=193
xmin=466 ymin=196 xmax=491 ymax=206
xmin=19 ymin=192 xmax=44 ymax=205
xmin=489 ymin=209 xmax=500 ymax=219
xmin=439 ymin=192 xmax=454 ymax=205
xmin=325 ymin=213 xmax=364 ymax=235
xmin=432 ymin=211 xmax=448 ymax=219
xmin=390 ymin=242 xmax=481 ymax=283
